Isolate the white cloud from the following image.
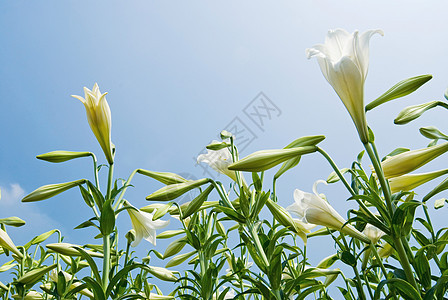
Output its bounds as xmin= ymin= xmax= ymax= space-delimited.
xmin=0 ymin=183 xmax=65 ymax=245
xmin=0 ymin=183 xmax=25 ymax=206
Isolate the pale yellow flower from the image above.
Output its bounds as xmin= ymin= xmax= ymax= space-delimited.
xmin=72 ymin=83 xmax=114 ymax=164
xmin=307 ymin=29 xmax=383 ymax=143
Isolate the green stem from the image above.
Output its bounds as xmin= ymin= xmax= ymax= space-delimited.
xmin=352 ymin=266 xmax=366 ymax=300
xmin=393 ymin=235 xmax=418 ymax=289
xmin=317 ymin=147 xmax=355 ymax=196
xmin=247 ymin=222 xmax=269 ymax=268
xmin=91 ymin=153 xmax=100 ymax=190
xmin=318 ymin=147 xmax=383 ymax=227
xmin=364 ymin=142 xmax=418 ymax=290
xmin=113 ymin=168 xmax=138 ymax=210
xmin=363 ymin=143 xmax=394 ymax=214
xmin=56 ymin=230 xmax=62 ymax=273
xmin=102 ymin=162 xmax=114 ymax=290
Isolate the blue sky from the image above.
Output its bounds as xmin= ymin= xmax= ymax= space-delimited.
xmin=1 ymin=0 xmax=448 ymax=294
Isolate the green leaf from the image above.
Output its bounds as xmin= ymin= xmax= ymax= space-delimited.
xmin=152 ymin=203 xmax=173 ymax=221
xmin=182 ymin=185 xmax=214 ymax=219
xmin=366 ymin=74 xmax=432 ymax=111
xmin=274 ymin=135 xmax=325 ymax=179
xmin=82 ymin=277 xmax=106 ymax=300
xmin=423 ymin=176 xmax=448 ymax=202
xmin=79 ymin=185 xmax=94 ymax=207
xmin=73 ymin=247 xmax=101 ymax=283
xmin=415 ymin=250 xmax=431 ymax=290
xmin=100 ymin=199 xmax=115 ymax=236
xmin=86 ymin=181 xmax=104 ymax=210
xmin=339 ymin=251 xmax=356 ymax=267
xmin=24 ymin=229 xmax=58 ymax=249
xmin=374 ymin=278 xmax=422 ymax=300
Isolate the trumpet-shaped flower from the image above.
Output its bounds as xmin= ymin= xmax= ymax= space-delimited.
xmin=363 ymin=224 xmax=385 ymax=244
xmin=287 ymin=180 xmax=370 ymax=243
xmin=72 ymin=84 xmax=114 ymax=164
xmin=307 ymin=29 xmax=383 ymax=143
xmin=381 ymin=142 xmax=448 ymax=179
xmin=124 ymin=202 xmax=169 ymax=246
xmin=0 ymin=228 xmax=22 ymax=258
xmin=197 ymin=141 xmax=237 ymax=181
xmin=361 ymin=224 xmax=386 ymax=269
xmin=388 ymin=168 xmax=448 ymax=193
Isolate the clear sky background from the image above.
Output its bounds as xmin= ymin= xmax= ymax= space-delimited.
xmin=1 ymin=0 xmax=448 ymax=295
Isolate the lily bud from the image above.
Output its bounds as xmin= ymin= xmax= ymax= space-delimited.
xmin=36 ymin=151 xmax=91 ymax=163
xmin=228 ymin=146 xmax=317 ymax=172
xmin=266 ymin=199 xmax=311 ymax=244
xmin=137 ymin=169 xmax=188 ymax=185
xmin=307 ymin=29 xmax=383 ymax=143
xmin=0 ymin=228 xmax=22 ymax=258
xmin=16 ymin=264 xmax=57 ymax=285
xmin=12 ymin=291 xmax=44 ymax=300
xmin=394 ymin=101 xmax=446 ymax=125
xmin=22 ymin=179 xmax=86 ymax=202
xmin=46 ymin=243 xmax=103 ymax=258
xmin=147 ymin=266 xmax=177 ymax=282
xmin=381 ymin=142 xmax=448 ymax=179
xmin=389 ymin=168 xmax=448 ymax=193
xmin=146 ymin=178 xmax=210 ymax=201
xmin=72 ymin=84 xmax=114 ymax=164
xmin=125 ymin=229 xmax=136 ymax=244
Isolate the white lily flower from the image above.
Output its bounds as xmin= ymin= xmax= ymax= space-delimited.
xmin=307 ymin=29 xmax=383 ymax=143
xmin=124 ymin=202 xmax=170 ymax=246
xmin=287 ymin=180 xmax=370 ymax=243
xmin=361 ymin=224 xmax=386 ymax=269
xmin=72 ymin=83 xmax=114 ymax=164
xmin=363 ymin=224 xmax=385 ymax=244
xmin=0 ymin=228 xmax=22 ymax=258
xmin=197 ymin=141 xmax=237 ymax=181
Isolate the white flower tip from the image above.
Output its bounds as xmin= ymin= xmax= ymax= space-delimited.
xmin=312 ymin=179 xmax=328 ymax=195
xmin=305 ymin=47 xmax=323 ymax=59
xmin=293 ymin=189 xmax=305 ymax=201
